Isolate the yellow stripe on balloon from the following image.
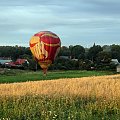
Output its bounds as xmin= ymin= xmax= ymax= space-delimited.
xmin=41 ymin=33 xmax=59 ymax=39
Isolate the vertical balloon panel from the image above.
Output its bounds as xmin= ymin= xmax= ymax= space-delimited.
xmin=29 ymin=31 xmax=61 ymax=75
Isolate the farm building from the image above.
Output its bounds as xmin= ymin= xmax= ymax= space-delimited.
xmin=111 ymin=59 xmax=119 ymax=65
xmin=117 ymin=64 xmax=120 ymax=73
xmin=14 ymin=59 xmax=29 ymax=65
xmin=0 ymin=57 xmax=12 ymax=65
xmin=59 ymin=56 xmax=70 ymax=59
xmin=4 ymin=59 xmax=29 ymax=68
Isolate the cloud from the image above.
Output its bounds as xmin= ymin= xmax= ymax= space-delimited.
xmin=0 ymin=0 xmax=120 ymax=47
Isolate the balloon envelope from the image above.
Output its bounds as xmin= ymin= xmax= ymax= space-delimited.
xmin=29 ymin=31 xmax=61 ymax=74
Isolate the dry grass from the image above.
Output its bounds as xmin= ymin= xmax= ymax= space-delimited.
xmin=0 ymin=74 xmax=120 ymax=100
xmin=0 ymin=74 xmax=120 ymax=119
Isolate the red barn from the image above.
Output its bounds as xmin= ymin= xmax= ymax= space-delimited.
xmin=5 ymin=59 xmax=29 ymax=68
xmin=15 ymin=59 xmax=29 ymax=65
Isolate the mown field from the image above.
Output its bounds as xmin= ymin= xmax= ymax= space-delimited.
xmin=0 ymin=71 xmax=120 ymax=120
xmin=0 ymin=69 xmax=114 ymax=83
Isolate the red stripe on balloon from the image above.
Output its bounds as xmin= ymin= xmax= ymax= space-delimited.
xmin=30 ymin=42 xmax=38 ymax=47
xmin=41 ymin=36 xmax=60 ymax=44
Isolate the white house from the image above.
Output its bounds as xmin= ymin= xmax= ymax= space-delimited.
xmin=0 ymin=57 xmax=12 ymax=65
xmin=117 ymin=64 xmax=120 ymax=73
xmin=111 ymin=59 xmax=119 ymax=65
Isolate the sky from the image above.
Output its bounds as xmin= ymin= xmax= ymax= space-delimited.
xmin=0 ymin=0 xmax=120 ymax=47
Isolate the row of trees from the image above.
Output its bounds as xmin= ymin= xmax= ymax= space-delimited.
xmin=59 ymin=44 xmax=120 ymax=61
xmin=0 ymin=44 xmax=120 ymax=71
xmin=53 ymin=44 xmax=120 ymax=70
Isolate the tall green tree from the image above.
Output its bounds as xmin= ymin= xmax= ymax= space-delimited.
xmin=87 ymin=43 xmax=103 ymax=62
xmin=71 ymin=45 xmax=85 ymax=59
xmin=96 ymin=51 xmax=111 ymax=64
xmin=58 ymin=46 xmax=71 ymax=56
xmin=110 ymin=44 xmax=120 ymax=62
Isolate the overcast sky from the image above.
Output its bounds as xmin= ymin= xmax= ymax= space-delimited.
xmin=0 ymin=0 xmax=120 ymax=47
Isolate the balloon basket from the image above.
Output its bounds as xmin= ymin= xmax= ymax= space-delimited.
xmin=43 ymin=68 xmax=47 ymax=76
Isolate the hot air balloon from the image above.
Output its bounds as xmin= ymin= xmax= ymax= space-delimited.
xmin=29 ymin=31 xmax=61 ymax=75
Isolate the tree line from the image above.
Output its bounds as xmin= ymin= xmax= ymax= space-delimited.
xmin=0 ymin=44 xmax=120 ymax=71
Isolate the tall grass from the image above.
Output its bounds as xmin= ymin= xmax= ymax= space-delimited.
xmin=0 ymin=74 xmax=120 ymax=119
xmin=0 ymin=95 xmax=119 ymax=120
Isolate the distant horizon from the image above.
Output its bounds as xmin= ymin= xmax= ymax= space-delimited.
xmin=0 ymin=42 xmax=119 ymax=48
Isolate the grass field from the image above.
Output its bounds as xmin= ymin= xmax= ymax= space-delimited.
xmin=0 ymin=69 xmax=115 ymax=83
xmin=0 ymin=73 xmax=120 ymax=120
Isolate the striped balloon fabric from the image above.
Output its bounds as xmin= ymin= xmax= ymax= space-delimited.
xmin=29 ymin=31 xmax=61 ymax=75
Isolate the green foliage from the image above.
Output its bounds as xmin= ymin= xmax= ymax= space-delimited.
xmin=71 ymin=45 xmax=85 ymax=59
xmin=0 ymin=44 xmax=120 ymax=71
xmin=0 ymin=46 xmax=31 ymax=60
xmin=96 ymin=51 xmax=111 ymax=64
xmin=87 ymin=44 xmax=103 ymax=62
xmin=78 ymin=59 xmax=92 ymax=70
xmin=111 ymin=44 xmax=120 ymax=62
xmin=52 ymin=58 xmax=78 ymax=70
xmin=58 ymin=46 xmax=71 ymax=56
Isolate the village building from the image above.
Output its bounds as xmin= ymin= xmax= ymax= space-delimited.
xmin=117 ymin=64 xmax=120 ymax=73
xmin=0 ymin=57 xmax=12 ymax=65
xmin=111 ymin=59 xmax=119 ymax=65
xmin=0 ymin=57 xmax=29 ymax=69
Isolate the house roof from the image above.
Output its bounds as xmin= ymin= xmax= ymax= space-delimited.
xmin=60 ymin=56 xmax=69 ymax=59
xmin=0 ymin=60 xmax=12 ymax=64
xmin=0 ymin=57 xmax=11 ymax=60
xmin=111 ymin=59 xmax=119 ymax=65
xmin=111 ymin=59 xmax=119 ymax=62
xmin=15 ymin=59 xmax=28 ymax=65
xmin=4 ymin=59 xmax=29 ymax=67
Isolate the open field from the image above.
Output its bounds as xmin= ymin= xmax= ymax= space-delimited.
xmin=0 ymin=69 xmax=115 ymax=83
xmin=0 ymin=74 xmax=120 ymax=119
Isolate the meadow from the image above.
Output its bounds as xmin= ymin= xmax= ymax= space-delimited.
xmin=0 ymin=69 xmax=114 ymax=83
xmin=0 ymin=71 xmax=120 ymax=120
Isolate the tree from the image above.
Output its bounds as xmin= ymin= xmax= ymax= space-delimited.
xmin=102 ymin=45 xmax=111 ymax=52
xmin=96 ymin=51 xmax=111 ymax=64
xmin=53 ymin=57 xmax=78 ymax=70
xmin=71 ymin=45 xmax=85 ymax=59
xmin=87 ymin=43 xmax=103 ymax=62
xmin=110 ymin=44 xmax=120 ymax=62
xmin=78 ymin=59 xmax=92 ymax=70
xmin=58 ymin=46 xmax=71 ymax=56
